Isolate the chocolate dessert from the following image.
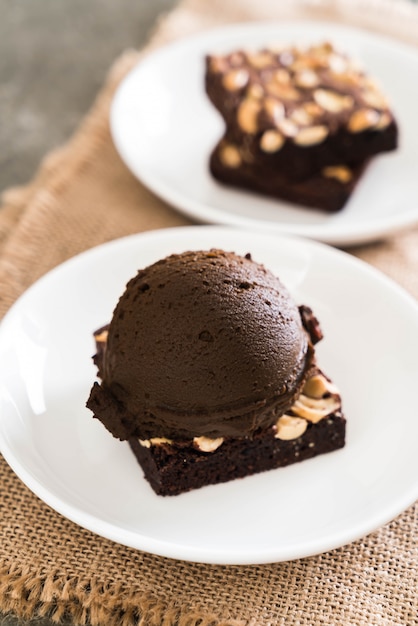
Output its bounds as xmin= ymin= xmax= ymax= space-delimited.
xmin=87 ymin=250 xmax=345 ymax=496
xmin=210 ymin=139 xmax=368 ymax=211
xmin=205 ymin=41 xmax=398 ymax=210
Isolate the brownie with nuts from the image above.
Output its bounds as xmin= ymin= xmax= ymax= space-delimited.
xmin=211 ymin=135 xmax=369 ymax=211
xmin=87 ymin=249 xmax=346 ymax=496
xmin=205 ymin=42 xmax=398 ymax=208
xmin=128 ymin=369 xmax=346 ymax=496
xmin=91 ymin=328 xmax=345 ymax=496
xmin=206 ymin=42 xmax=397 ymax=179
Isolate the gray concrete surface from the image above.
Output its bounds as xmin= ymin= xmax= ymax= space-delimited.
xmin=0 ymin=2 xmax=178 ymax=624
xmin=0 ymin=0 xmax=178 ymax=194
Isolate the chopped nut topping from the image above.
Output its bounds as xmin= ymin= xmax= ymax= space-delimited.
xmin=222 ymin=68 xmax=250 ymax=91
xmin=139 ymin=436 xmax=173 ymax=448
xmin=312 ymin=41 xmax=334 ymax=56
xmin=275 ymin=415 xmax=308 ymax=440
xmin=291 ymin=394 xmax=340 ymax=424
xmin=303 ymin=373 xmax=340 ymax=399
xmin=247 ymin=83 xmax=265 ymax=100
xmin=247 ymin=50 xmax=274 ymax=69
xmin=274 ymin=68 xmax=291 ymax=85
xmin=276 ymin=118 xmax=298 ymax=137
xmin=209 ymin=56 xmax=228 ymax=74
xmin=279 ymin=49 xmax=295 ymax=67
xmin=207 ymin=42 xmax=396 ymax=199
xmin=94 ymin=329 xmax=109 ymax=343
xmin=237 ymin=98 xmax=262 ymax=133
xmin=290 ymin=106 xmax=314 ymax=126
xmin=348 ymin=108 xmax=380 ymax=133
xmin=219 ymin=144 xmax=242 ymax=168
xmin=266 ymin=82 xmax=301 ymax=101
xmin=278 ymin=371 xmax=342 ymax=430
xmin=291 ymin=55 xmax=319 ymax=72
xmin=263 ymin=97 xmax=285 ymax=124
xmin=313 ymin=88 xmax=354 ymax=113
xmin=193 ymin=436 xmax=224 ymax=452
xmin=303 ymin=101 xmax=324 ymax=118
xmin=294 ymin=125 xmax=329 ymax=146
xmin=322 ymin=165 xmax=353 ymax=184
xmin=361 ymin=87 xmax=388 ymax=110
xmin=331 ymin=70 xmax=361 ymax=88
xmin=260 ymin=130 xmax=285 ymax=153
xmin=295 ymin=69 xmax=320 ymax=89
xmin=328 ymin=53 xmax=349 ymax=74
xmin=375 ymin=111 xmax=391 ymax=130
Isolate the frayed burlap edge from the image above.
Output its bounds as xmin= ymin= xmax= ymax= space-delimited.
xmin=0 ymin=566 xmax=244 ymax=626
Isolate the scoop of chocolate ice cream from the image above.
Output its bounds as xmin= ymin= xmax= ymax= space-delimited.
xmin=87 ymin=249 xmax=317 ymax=440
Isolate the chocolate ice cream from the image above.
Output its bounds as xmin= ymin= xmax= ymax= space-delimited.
xmin=87 ymin=249 xmax=318 ymax=441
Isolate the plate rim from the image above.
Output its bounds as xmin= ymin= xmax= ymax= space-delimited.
xmin=1 ymin=225 xmax=418 ymax=565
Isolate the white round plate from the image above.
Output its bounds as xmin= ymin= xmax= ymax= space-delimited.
xmin=110 ymin=21 xmax=418 ymax=247
xmin=1 ymin=226 xmax=417 ymax=565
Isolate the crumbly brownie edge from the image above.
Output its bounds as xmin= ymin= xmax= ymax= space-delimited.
xmin=128 ymin=413 xmax=346 ymax=496
xmin=210 ymin=141 xmax=368 ymax=211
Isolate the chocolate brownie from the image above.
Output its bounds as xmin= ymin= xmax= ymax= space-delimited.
xmin=210 ymin=135 xmax=368 ymax=211
xmin=205 ymin=42 xmax=398 ymax=183
xmin=128 ymin=368 xmax=345 ymax=496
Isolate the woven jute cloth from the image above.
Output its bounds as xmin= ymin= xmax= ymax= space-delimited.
xmin=1 ymin=1 xmax=417 ymax=624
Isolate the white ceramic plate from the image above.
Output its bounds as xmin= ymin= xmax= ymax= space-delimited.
xmin=111 ymin=21 xmax=418 ymax=247
xmin=1 ymin=226 xmax=418 ymax=565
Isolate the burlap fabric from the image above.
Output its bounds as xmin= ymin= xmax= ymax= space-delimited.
xmin=1 ymin=1 xmax=417 ymax=624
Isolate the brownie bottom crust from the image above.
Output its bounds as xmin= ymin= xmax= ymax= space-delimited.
xmin=128 ymin=413 xmax=346 ymax=496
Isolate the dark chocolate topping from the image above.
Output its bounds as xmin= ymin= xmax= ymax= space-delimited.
xmin=88 ymin=250 xmax=316 ymax=440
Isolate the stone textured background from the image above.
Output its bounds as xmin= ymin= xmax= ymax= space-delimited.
xmin=0 ymin=0 xmax=177 ymax=194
